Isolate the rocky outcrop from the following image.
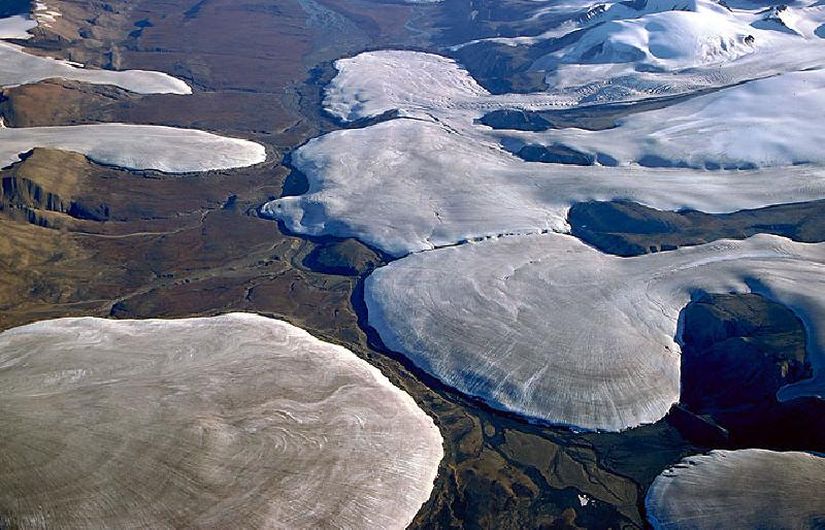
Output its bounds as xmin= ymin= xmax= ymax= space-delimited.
xmin=569 ymin=199 xmax=825 ymax=256
xmin=479 ymin=109 xmax=554 ymax=131
xmin=681 ymin=293 xmax=811 ymax=413
xmin=1 ymin=174 xmax=110 ymax=223
xmin=2 ymin=174 xmax=69 ymax=212
xmin=1 ymin=156 xmax=110 ymax=226
xmin=513 ymin=143 xmax=596 ymax=165
xmin=677 ymin=293 xmax=825 ymax=451
xmin=303 ymin=238 xmax=381 ymax=276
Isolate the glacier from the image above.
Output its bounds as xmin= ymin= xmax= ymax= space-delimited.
xmin=0 ymin=313 xmax=443 ymax=529
xmin=0 ymin=10 xmax=265 ymax=172
xmin=645 ymin=449 xmax=825 ymax=529
xmin=365 ymin=234 xmax=825 ymax=430
xmin=0 ymin=123 xmax=266 ymax=173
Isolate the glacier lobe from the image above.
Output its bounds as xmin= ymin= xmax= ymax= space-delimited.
xmin=365 ymin=234 xmax=825 ymax=430
xmin=0 ymin=313 xmax=443 ymax=529
xmin=645 ymin=449 xmax=825 ymax=530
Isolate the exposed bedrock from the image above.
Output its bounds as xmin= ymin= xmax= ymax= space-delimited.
xmin=1 ymin=172 xmax=109 ymax=224
xmin=568 ymin=199 xmax=825 ymax=256
xmin=303 ymin=238 xmax=382 ymax=276
xmin=511 ymin=143 xmax=597 ymax=166
xmin=677 ymin=293 xmax=825 ymax=451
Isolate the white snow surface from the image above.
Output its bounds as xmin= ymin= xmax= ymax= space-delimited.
xmin=0 ymin=7 xmax=188 ymax=94
xmin=535 ymin=68 xmax=825 ymax=168
xmin=457 ymin=0 xmax=825 ymax=101
xmin=323 ymin=51 xmax=491 ymax=121
xmin=364 ymin=234 xmax=825 ymax=430
xmin=261 ymin=49 xmax=825 ymax=253
xmin=34 ymin=1 xmax=61 ymax=26
xmin=264 ymin=116 xmax=825 ymax=256
xmin=0 ymin=40 xmax=191 ymax=94
xmin=259 ymin=3 xmax=825 ymax=432
xmin=557 ymin=2 xmax=757 ymax=68
xmin=0 ymin=14 xmax=37 ymax=39
xmin=0 ymin=124 xmax=266 ymax=172
xmin=0 ymin=313 xmax=443 ymax=529
xmin=645 ymin=449 xmax=825 ymax=529
xmin=0 ymin=12 xmax=264 ymax=172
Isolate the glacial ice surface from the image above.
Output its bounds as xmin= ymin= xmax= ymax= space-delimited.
xmin=261 ymin=0 xmax=825 ymax=432
xmin=0 ymin=313 xmax=443 ymax=529
xmin=263 ymin=47 xmax=825 ymax=254
xmin=265 ymin=117 xmax=825 ymax=256
xmin=0 ymin=7 xmax=189 ymax=95
xmin=529 ymin=69 xmax=825 ymax=168
xmin=365 ymin=234 xmax=825 ymax=430
xmin=460 ymin=0 xmax=825 ymax=101
xmin=0 ymin=10 xmax=265 ymax=172
xmin=0 ymin=41 xmax=191 ymax=94
xmin=0 ymin=14 xmax=37 ymax=39
xmin=645 ymin=449 xmax=825 ymax=530
xmin=0 ymin=123 xmax=267 ymax=172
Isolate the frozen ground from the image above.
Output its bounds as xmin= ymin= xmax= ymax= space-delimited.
xmin=365 ymin=234 xmax=825 ymax=430
xmin=33 ymin=1 xmax=61 ymax=28
xmin=645 ymin=449 xmax=825 ymax=529
xmin=0 ymin=313 xmax=443 ymax=529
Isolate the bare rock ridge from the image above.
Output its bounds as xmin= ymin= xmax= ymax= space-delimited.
xmin=568 ymin=199 xmax=825 ymax=256
xmin=1 ymin=165 xmax=109 ymax=225
xmin=303 ymin=238 xmax=382 ymax=276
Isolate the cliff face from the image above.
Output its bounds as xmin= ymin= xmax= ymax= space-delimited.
xmin=0 ymin=149 xmax=109 ymax=226
xmin=2 ymin=173 xmax=70 ymax=212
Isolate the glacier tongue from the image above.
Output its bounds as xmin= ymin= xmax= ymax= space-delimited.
xmin=645 ymin=449 xmax=825 ymax=529
xmin=0 ymin=314 xmax=444 ymax=529
xmin=263 ymin=116 xmax=825 ymax=256
xmin=365 ymin=234 xmax=825 ymax=431
xmin=0 ymin=123 xmax=266 ymax=173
